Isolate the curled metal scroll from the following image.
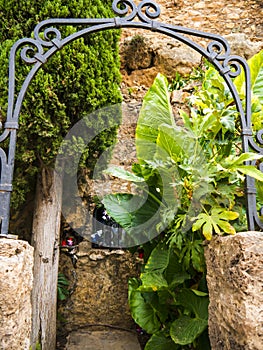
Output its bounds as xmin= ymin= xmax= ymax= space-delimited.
xmin=112 ymin=0 xmax=160 ymax=22
xmin=0 ymin=0 xmax=262 ymax=236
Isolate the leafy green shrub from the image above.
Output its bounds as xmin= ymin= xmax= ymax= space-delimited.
xmin=0 ymin=0 xmax=122 ymax=212
xmin=103 ymin=51 xmax=263 ymax=349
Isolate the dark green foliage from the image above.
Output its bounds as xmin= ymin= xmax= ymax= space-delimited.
xmin=57 ymin=273 xmax=70 ymax=301
xmin=0 ymin=0 xmax=122 ymax=210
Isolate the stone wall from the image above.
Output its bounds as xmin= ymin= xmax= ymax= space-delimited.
xmin=120 ymin=0 xmax=263 ymax=95
xmin=0 ymin=239 xmax=34 ymax=350
xmin=122 ymin=0 xmax=263 ymax=39
xmin=58 ymin=242 xmax=138 ymax=334
xmin=205 ymin=232 xmax=263 ymax=350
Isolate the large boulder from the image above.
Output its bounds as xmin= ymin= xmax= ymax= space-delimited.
xmin=205 ymin=232 xmax=263 ymax=350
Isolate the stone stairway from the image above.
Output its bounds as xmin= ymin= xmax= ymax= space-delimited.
xmin=65 ymin=329 xmax=141 ymax=350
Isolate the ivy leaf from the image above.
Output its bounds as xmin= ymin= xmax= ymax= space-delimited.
xmin=192 ymin=207 xmax=239 ymax=240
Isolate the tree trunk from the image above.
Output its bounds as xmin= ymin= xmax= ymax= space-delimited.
xmin=31 ymin=168 xmax=62 ymax=350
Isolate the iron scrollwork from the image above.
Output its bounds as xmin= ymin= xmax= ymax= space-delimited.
xmin=0 ymin=0 xmax=262 ymax=236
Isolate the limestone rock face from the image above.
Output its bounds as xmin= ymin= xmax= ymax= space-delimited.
xmin=120 ymin=32 xmax=263 ymax=95
xmin=0 ymin=239 xmax=34 ymax=350
xmin=205 ymin=232 xmax=263 ymax=350
xmin=59 ymin=243 xmax=138 ymax=332
xmin=121 ymin=36 xmax=201 ymax=89
xmin=225 ymin=33 xmax=263 ymax=59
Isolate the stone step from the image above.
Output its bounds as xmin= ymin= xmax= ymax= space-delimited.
xmin=66 ymin=329 xmax=141 ymax=350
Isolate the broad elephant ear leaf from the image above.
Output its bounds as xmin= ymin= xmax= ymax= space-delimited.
xmin=176 ymin=288 xmax=209 ymax=320
xmin=145 ymin=333 xmax=180 ymax=350
xmin=234 ymin=49 xmax=263 ymax=104
xmin=170 ymin=315 xmax=208 ymax=345
xmin=128 ymin=279 xmax=162 ymax=334
xmin=136 ymin=73 xmax=175 ymax=161
xmin=102 ymin=193 xmax=161 ymax=245
xmin=170 ymin=289 xmax=208 ymax=345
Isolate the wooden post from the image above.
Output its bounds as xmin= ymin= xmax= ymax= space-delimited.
xmin=31 ymin=168 xmax=62 ymax=350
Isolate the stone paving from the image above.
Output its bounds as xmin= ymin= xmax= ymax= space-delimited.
xmin=65 ymin=329 xmax=141 ymax=350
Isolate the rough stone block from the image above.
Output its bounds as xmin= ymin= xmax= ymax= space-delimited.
xmin=0 ymin=239 xmax=34 ymax=350
xmin=205 ymin=232 xmax=263 ymax=350
xmin=59 ymin=243 xmax=138 ymax=332
xmin=66 ymin=329 xmax=141 ymax=350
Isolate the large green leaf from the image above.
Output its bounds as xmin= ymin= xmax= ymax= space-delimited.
xmin=144 ymin=243 xmax=170 ymax=273
xmin=254 ymin=65 xmax=263 ymax=105
xmin=235 ymin=165 xmax=263 ymax=182
xmin=145 ymin=333 xmax=180 ymax=350
xmin=102 ymin=193 xmax=161 ymax=245
xmin=176 ymin=289 xmax=209 ymax=320
xmin=103 ymin=165 xmax=145 ymax=182
xmin=221 ymin=153 xmax=263 ymax=182
xmin=234 ymin=50 xmax=263 ymax=104
xmin=170 ymin=289 xmax=209 ymax=345
xmin=156 ymin=124 xmax=212 ymax=191
xmin=139 ymin=244 xmax=190 ymax=292
xmin=256 ymin=180 xmax=263 ymax=204
xmin=102 ymin=193 xmax=145 ymax=228
xmin=165 ymin=249 xmax=190 ymax=285
xmin=170 ymin=315 xmax=208 ymax=345
xmin=156 ymin=124 xmax=196 ymax=163
xmin=136 ymin=73 xmax=175 ymax=161
xmin=139 ymin=272 xmax=169 ymax=292
xmin=227 ymin=152 xmax=263 ymax=166
xmin=128 ymin=280 xmax=162 ymax=334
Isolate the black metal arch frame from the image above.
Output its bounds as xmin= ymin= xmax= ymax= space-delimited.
xmin=0 ymin=0 xmax=262 ymax=237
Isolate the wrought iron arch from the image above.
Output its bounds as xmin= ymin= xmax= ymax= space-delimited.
xmin=0 ymin=0 xmax=262 ymax=237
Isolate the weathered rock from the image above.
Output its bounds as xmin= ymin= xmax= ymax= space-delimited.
xmin=59 ymin=244 xmax=138 ymax=333
xmin=152 ymin=39 xmax=201 ymax=77
xmin=225 ymin=33 xmax=263 ymax=59
xmin=205 ymin=232 xmax=263 ymax=350
xmin=66 ymin=329 xmax=141 ymax=350
xmin=122 ymin=35 xmax=154 ymax=71
xmin=0 ymin=239 xmax=34 ymax=350
xmin=120 ymin=36 xmax=202 ymax=88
